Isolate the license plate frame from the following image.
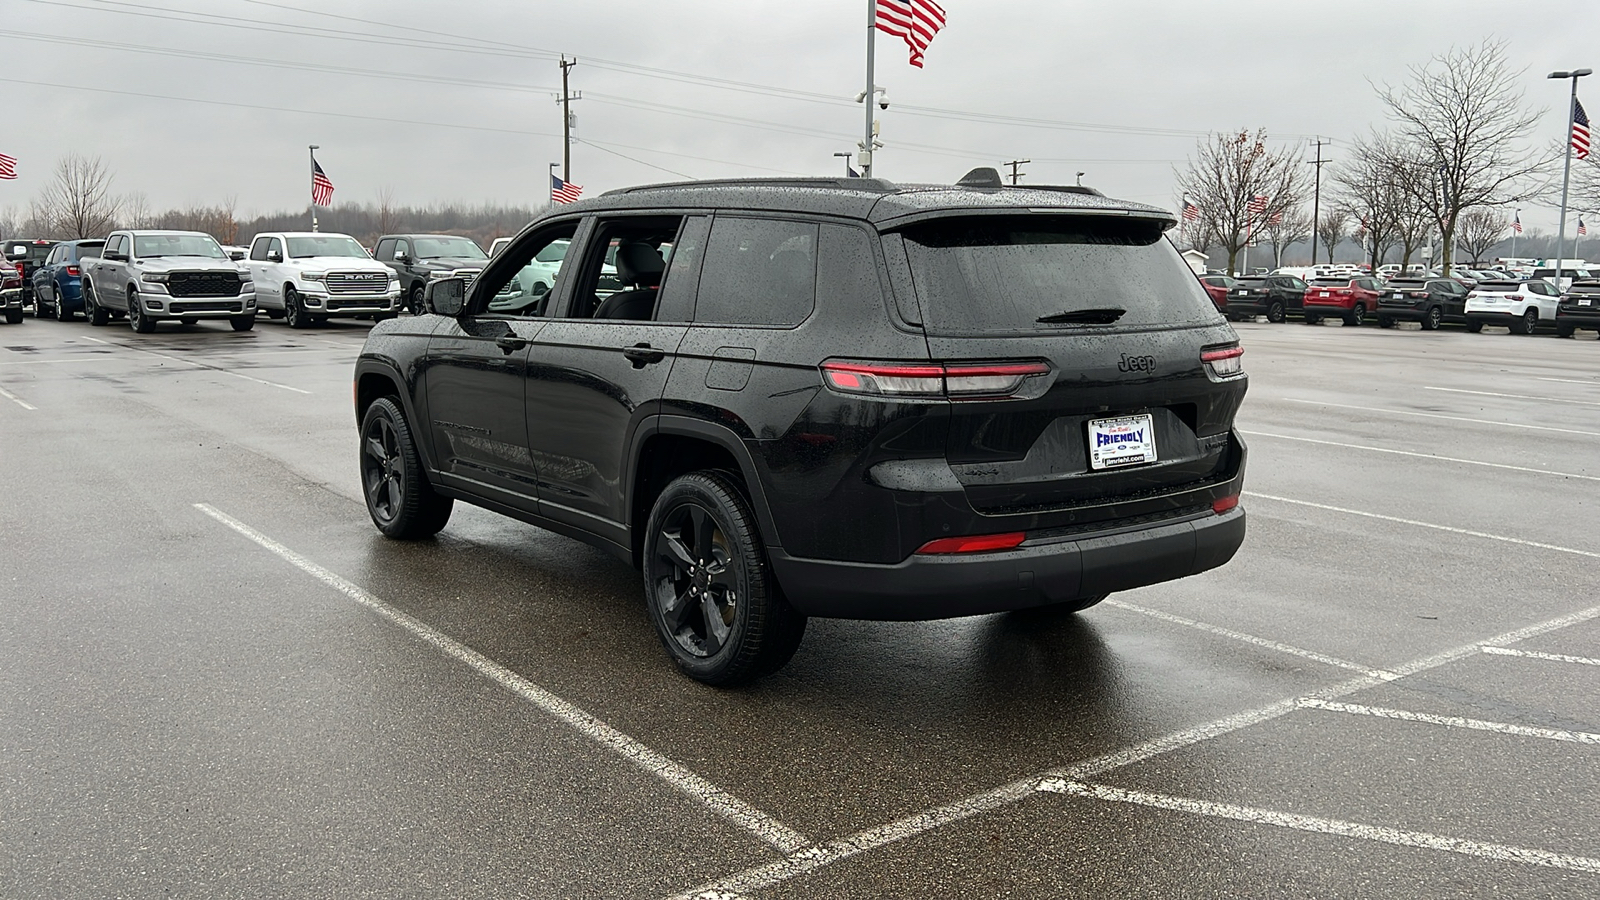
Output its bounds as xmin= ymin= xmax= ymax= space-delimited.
xmin=1087 ymin=413 xmax=1158 ymax=471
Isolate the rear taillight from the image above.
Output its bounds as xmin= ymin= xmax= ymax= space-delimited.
xmin=1408 ymin=291 xmax=1429 ymax=299
xmin=821 ymin=360 xmax=1050 ymax=401
xmin=66 ymin=265 xmax=79 ymax=277
xmin=916 ymin=532 xmax=1027 ymax=554
xmin=1212 ymin=494 xmax=1239 ymax=515
xmin=1200 ymin=345 xmax=1244 ymax=379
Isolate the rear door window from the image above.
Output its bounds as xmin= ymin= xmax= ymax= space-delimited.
xmin=693 ymin=217 xmax=818 ymax=327
xmin=900 ymin=215 xmax=1215 ymax=334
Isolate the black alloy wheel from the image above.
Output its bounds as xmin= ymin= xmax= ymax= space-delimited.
xmin=359 ymin=397 xmax=453 ymax=539
xmin=128 ymin=290 xmax=156 ymax=333
xmin=409 ymin=285 xmax=426 ymax=316
xmin=1266 ymin=300 xmax=1286 ymax=323
xmin=1347 ymin=304 xmax=1365 ymax=327
xmin=85 ymin=283 xmax=109 ymax=326
xmin=1421 ymin=305 xmax=1444 ymax=331
xmin=1511 ymin=308 xmax=1538 ymax=336
xmin=285 ymin=287 xmax=310 ymax=329
xmin=643 ymin=471 xmax=806 ymax=685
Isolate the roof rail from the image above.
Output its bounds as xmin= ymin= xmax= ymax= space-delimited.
xmin=605 ymin=177 xmax=900 ymax=195
xmin=1014 ymin=184 xmax=1106 ymax=197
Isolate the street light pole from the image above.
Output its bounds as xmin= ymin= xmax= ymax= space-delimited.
xmin=833 ymin=152 xmax=855 ymax=176
xmin=308 ymin=145 xmax=319 ymax=233
xmin=1550 ymin=68 xmax=1591 ymax=281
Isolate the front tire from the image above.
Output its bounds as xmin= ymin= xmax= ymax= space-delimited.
xmin=284 ymin=287 xmax=310 ymax=329
xmin=3 ymin=308 xmax=20 ymax=325
xmin=1467 ymin=320 xmax=1484 ymax=333
xmin=642 ymin=471 xmax=806 ymax=685
xmin=1377 ymin=316 xmax=1395 ymax=329
xmin=1557 ymin=323 xmax=1576 ymax=338
xmin=408 ymin=284 xmax=426 ymax=316
xmin=230 ymin=314 xmax=255 ymax=332
xmin=55 ymin=293 xmax=75 ymax=321
xmin=359 ymin=397 xmax=453 ymax=539
xmin=127 ymin=291 xmax=157 ymax=333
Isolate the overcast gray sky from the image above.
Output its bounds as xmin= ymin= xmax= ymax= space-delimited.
xmin=1 ymin=0 xmax=1594 ymax=229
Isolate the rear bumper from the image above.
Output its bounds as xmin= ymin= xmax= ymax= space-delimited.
xmin=1556 ymin=309 xmax=1600 ymax=328
xmin=770 ymin=505 xmax=1246 ymax=621
xmin=1464 ymin=310 xmax=1520 ymax=323
xmin=1304 ymin=301 xmax=1357 ymax=314
xmin=1376 ymin=304 xmax=1428 ymax=321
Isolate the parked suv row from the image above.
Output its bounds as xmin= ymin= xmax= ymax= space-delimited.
xmin=354 ymin=173 xmax=1250 ymax=684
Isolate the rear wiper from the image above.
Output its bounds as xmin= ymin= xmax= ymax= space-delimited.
xmin=1036 ymin=307 xmax=1126 ymax=325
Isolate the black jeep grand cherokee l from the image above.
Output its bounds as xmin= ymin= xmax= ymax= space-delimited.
xmin=353 ymin=172 xmax=1249 ymax=684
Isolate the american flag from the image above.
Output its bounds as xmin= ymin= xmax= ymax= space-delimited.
xmin=1512 ymin=212 xmax=1522 ymax=234
xmin=550 ymin=174 xmax=583 ymax=204
xmin=875 ymin=0 xmax=946 ymax=69
xmin=311 ymin=160 xmax=335 ymax=206
xmin=1581 ymin=217 xmax=1589 ymax=237
xmin=1247 ymin=195 xmax=1268 ymax=217
xmin=0 ymin=152 xmax=16 ymax=180
xmin=1181 ymin=200 xmax=1200 ymax=222
xmin=1269 ymin=211 xmax=1283 ymax=226
xmin=1572 ymin=98 xmax=1591 ymax=161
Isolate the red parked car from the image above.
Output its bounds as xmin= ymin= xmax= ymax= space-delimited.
xmin=1303 ymin=275 xmax=1381 ymax=326
xmin=1199 ymin=274 xmax=1235 ymax=313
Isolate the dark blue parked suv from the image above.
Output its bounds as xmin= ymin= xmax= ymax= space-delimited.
xmin=31 ymin=239 xmax=105 ymax=320
xmin=353 ymin=172 xmax=1250 ymax=684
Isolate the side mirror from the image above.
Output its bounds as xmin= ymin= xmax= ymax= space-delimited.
xmin=228 ymin=249 xmax=246 ymax=261
xmin=425 ymin=277 xmax=466 ymax=316
xmin=395 ymin=252 xmax=412 ymax=265
xmin=266 ymin=250 xmax=282 ymax=263
xmin=105 ymin=250 xmax=127 ymax=262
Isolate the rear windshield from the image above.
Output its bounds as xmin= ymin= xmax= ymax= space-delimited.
xmin=1235 ymin=277 xmax=1269 ymax=287
xmin=1473 ymin=281 xmax=1519 ymax=292
xmin=1385 ymin=279 xmax=1426 ymax=288
xmin=899 ymin=216 xmax=1214 ymax=334
xmin=1310 ymin=278 xmax=1352 ymax=286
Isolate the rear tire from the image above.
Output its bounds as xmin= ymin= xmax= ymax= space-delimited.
xmin=1303 ymin=314 xmax=1321 ymax=326
xmin=1557 ymin=323 xmax=1576 ymax=338
xmin=1266 ymin=300 xmax=1286 ymax=323
xmin=1346 ymin=304 xmax=1365 ymax=327
xmin=1420 ymin=306 xmax=1443 ymax=331
xmin=85 ymin=283 xmax=109 ymax=326
xmin=1377 ymin=316 xmax=1395 ymax=329
xmin=642 ymin=471 xmax=806 ymax=685
xmin=1467 ymin=320 xmax=1484 ymax=333
xmin=359 ymin=397 xmax=454 ymax=539
xmin=55 ymin=293 xmax=74 ymax=321
xmin=1509 ymin=308 xmax=1537 ymax=336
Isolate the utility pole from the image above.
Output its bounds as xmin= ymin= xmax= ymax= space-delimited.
xmin=1307 ymin=138 xmax=1330 ymax=264
xmin=557 ymin=56 xmax=580 ymax=184
xmin=1003 ymin=159 xmax=1030 ymax=185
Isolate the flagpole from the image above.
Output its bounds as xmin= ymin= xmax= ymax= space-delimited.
xmin=1511 ymin=209 xmax=1518 ymax=261
xmin=1550 ymin=69 xmax=1590 ymax=274
xmin=308 ymin=145 xmax=319 ymax=233
xmin=548 ymin=162 xmax=557 ymax=208
xmin=861 ymin=0 xmax=878 ymax=178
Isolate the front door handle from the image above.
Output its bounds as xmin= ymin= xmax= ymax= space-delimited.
xmin=496 ymin=335 xmax=529 ymax=353
xmin=622 ymin=343 xmax=667 ymax=368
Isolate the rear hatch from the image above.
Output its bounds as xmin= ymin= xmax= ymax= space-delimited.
xmin=1380 ymin=278 xmax=1429 ymax=305
xmin=893 ymin=213 xmax=1245 ymax=522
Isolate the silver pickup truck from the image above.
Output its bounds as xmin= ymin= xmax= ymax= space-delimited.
xmin=83 ymin=230 xmax=257 ymax=333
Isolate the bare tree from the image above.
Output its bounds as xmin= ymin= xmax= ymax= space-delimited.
xmin=1316 ymin=210 xmax=1348 ymax=264
xmin=1176 ymin=129 xmax=1309 ymax=275
xmin=32 ymin=154 xmax=121 ymax=239
xmin=120 ymin=192 xmax=155 ymax=229
xmin=0 ymin=205 xmax=19 ymax=241
xmin=1333 ymin=133 xmax=1407 ymax=270
xmin=1455 ymin=207 xmax=1509 ymax=264
xmin=1261 ymin=208 xmax=1312 ymax=268
xmin=1376 ymin=40 xmax=1546 ymax=275
xmin=377 ymin=185 xmax=399 ymax=235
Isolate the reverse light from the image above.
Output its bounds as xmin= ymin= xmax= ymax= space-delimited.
xmin=1212 ymin=494 xmax=1240 ymax=515
xmin=820 ymin=360 xmax=1050 ymax=400
xmin=1200 ymin=345 xmax=1244 ymax=379
xmin=916 ymin=532 xmax=1027 ymax=554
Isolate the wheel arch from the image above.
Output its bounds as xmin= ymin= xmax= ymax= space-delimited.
xmin=628 ymin=415 xmax=782 ymax=570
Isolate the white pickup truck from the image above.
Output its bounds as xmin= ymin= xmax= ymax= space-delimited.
xmin=244 ymin=232 xmax=400 ymax=328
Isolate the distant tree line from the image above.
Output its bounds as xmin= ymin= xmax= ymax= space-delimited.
xmin=1175 ymin=40 xmax=1591 ymax=275
xmin=0 ymin=155 xmax=547 ymax=249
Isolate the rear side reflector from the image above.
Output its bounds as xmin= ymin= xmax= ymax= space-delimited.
xmin=1212 ymin=495 xmax=1239 ymax=515
xmin=822 ymin=360 xmax=1050 ymax=400
xmin=1200 ymin=345 xmax=1244 ymax=379
xmin=916 ymin=532 xmax=1027 ymax=554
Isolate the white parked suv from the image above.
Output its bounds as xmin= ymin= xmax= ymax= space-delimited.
xmin=83 ymin=231 xmax=257 ymax=332
xmin=245 ymin=232 xmax=401 ymax=328
xmin=1464 ymin=279 xmax=1561 ymax=335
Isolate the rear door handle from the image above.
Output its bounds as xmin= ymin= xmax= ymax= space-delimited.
xmin=496 ymin=335 xmax=529 ymax=353
xmin=622 ymin=343 xmax=667 ymax=367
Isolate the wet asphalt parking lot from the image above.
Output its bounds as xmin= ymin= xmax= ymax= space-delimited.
xmin=3 ymin=313 xmax=1599 ymax=898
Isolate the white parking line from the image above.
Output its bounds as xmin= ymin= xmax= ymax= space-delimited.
xmin=0 ymin=357 xmax=117 ymax=366
xmin=669 ymin=597 xmax=1600 ymax=897
xmin=1246 ymin=492 xmax=1600 ymax=560
xmin=1537 ymin=377 xmax=1600 ymax=385
xmin=1104 ymin=599 xmax=1396 ymax=679
xmin=1283 ymin=398 xmax=1600 ymax=438
xmin=1424 ymin=385 xmax=1600 ymax=407
xmin=82 ymin=336 xmax=311 ymax=394
xmin=193 ymin=503 xmax=811 ymax=856
xmin=1301 ymin=699 xmax=1600 ymax=746
xmin=1239 ymin=431 xmax=1600 ymax=482
xmin=1483 ymin=646 xmax=1600 ymax=668
xmin=0 ymin=384 xmax=36 ymax=410
xmin=1039 ymin=781 xmax=1600 ymax=875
